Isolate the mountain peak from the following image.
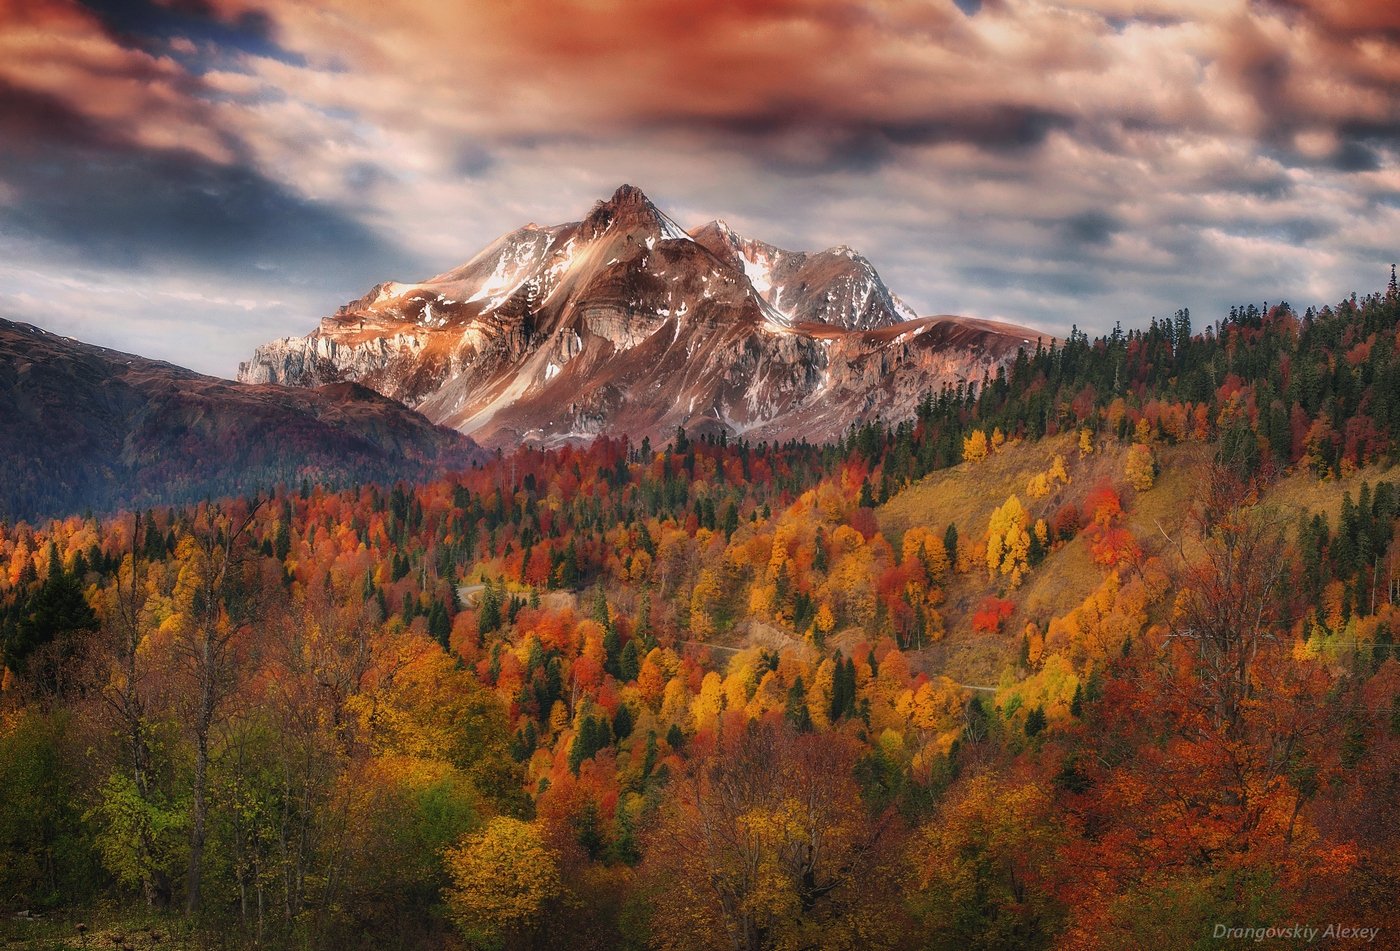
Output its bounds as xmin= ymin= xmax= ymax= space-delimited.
xmin=607 ymin=183 xmax=652 ymax=207
xmin=584 ymin=183 xmax=689 ymax=242
xmin=692 ymin=218 xmax=744 ymax=247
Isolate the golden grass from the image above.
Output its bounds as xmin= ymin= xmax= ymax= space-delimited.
xmin=877 ymin=433 xmax=1077 ymax=544
xmin=1263 ymin=459 xmax=1399 ymax=525
xmin=877 ymin=434 xmax=1232 ymax=685
xmin=874 ymin=432 xmax=1400 ymax=692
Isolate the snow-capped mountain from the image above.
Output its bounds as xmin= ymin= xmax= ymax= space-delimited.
xmin=240 ymin=185 xmax=1046 ymax=447
xmin=689 ymin=219 xmax=918 ymax=331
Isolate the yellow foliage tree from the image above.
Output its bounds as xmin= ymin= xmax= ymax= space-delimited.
xmin=911 ymin=776 xmax=1061 ymax=939
xmin=548 ymin=700 xmax=570 ymax=737
xmin=962 ymin=430 xmax=989 ymax=463
xmin=901 ymin=525 xmax=949 ymax=582
xmin=660 ymin=676 xmax=692 ymax=726
xmin=809 ymin=658 xmax=836 ymax=731
xmin=444 ymin=817 xmax=563 ymax=947
xmin=1078 ymin=428 xmax=1094 ymax=457
xmin=690 ymin=568 xmax=723 ymax=638
xmin=1124 ymin=443 xmax=1155 ymax=491
xmin=747 ymin=581 xmax=777 ymax=621
xmin=637 ymin=656 xmax=666 ymax=709
xmin=1028 ymin=453 xmax=1071 ymax=500
xmin=692 ymin=671 xmax=727 ymax=732
xmin=1023 ymin=621 xmax=1045 ymax=668
xmin=909 ymin=676 xmax=962 ymax=734
xmin=985 ymin=495 xmax=1032 ymax=587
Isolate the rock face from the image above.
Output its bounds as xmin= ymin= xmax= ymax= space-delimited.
xmin=241 ymin=185 xmax=1049 ymax=448
xmin=689 ymin=219 xmax=917 ymax=331
xmin=0 ymin=318 xmax=482 ymax=522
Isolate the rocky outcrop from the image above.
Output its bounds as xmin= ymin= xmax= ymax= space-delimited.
xmin=690 ymin=219 xmax=918 ymax=331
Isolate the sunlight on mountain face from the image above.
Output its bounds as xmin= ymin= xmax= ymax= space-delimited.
xmin=237 ymin=184 xmax=1045 ymax=449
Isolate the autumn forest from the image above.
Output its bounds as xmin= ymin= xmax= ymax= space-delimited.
xmin=5 ymin=280 xmax=1400 ymax=950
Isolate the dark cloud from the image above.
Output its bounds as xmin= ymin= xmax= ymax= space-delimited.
xmin=1058 ymin=210 xmax=1123 ymax=247
xmin=1331 ymin=140 xmax=1382 ymax=173
xmin=656 ymin=106 xmax=1074 ymax=176
xmin=1259 ymin=0 xmax=1400 ymax=41
xmin=77 ymin=0 xmax=297 ymax=64
xmin=0 ymin=141 xmax=419 ymax=287
xmin=958 ymin=264 xmax=1108 ymax=300
xmin=1223 ymin=217 xmax=1337 ymax=244
xmin=0 ymin=79 xmax=118 ymax=151
xmin=1197 ymin=165 xmax=1296 ymax=200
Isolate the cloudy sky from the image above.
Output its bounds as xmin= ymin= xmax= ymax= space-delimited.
xmin=3 ymin=0 xmax=1399 ymax=376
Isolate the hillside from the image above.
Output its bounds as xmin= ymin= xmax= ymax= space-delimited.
xmin=4 ymin=284 xmax=1400 ymax=950
xmin=878 ymin=433 xmax=1398 ymax=685
xmin=0 ymin=318 xmax=482 ymax=522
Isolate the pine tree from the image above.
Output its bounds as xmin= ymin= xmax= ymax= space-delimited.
xmin=603 ymin=626 xmax=622 ymax=679
xmin=428 ymin=599 xmax=452 ymax=650
xmin=618 ymin=638 xmax=640 ymax=681
xmin=478 ymin=580 xmax=502 ymax=635
xmin=666 ymin=723 xmax=685 ymax=751
xmin=3 ymin=560 xmax=98 ymax=678
xmin=613 ymin=703 xmax=634 ymax=741
xmin=786 ymin=676 xmax=814 ymax=733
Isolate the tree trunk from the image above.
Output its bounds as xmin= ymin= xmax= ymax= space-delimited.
xmin=186 ymin=723 xmax=209 ymax=913
xmin=186 ymin=641 xmax=214 ymax=915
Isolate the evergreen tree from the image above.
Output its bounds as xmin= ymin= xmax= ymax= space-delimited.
xmin=786 ymin=676 xmax=813 ymax=733
xmin=478 ymin=580 xmax=503 ymax=635
xmin=612 ymin=703 xmax=634 ymax=741
xmin=1025 ymin=705 xmax=1047 ymax=737
xmin=618 ymin=638 xmax=641 ymax=682
xmin=2 ymin=560 xmax=98 ymax=679
xmin=666 ymin=723 xmax=685 ymax=752
xmin=428 ymin=599 xmax=452 ymax=650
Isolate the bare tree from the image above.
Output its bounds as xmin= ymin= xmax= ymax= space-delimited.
xmin=168 ymin=498 xmax=269 ymax=914
xmin=642 ymin=721 xmax=906 ymax=951
xmin=1160 ymin=463 xmax=1296 ymax=737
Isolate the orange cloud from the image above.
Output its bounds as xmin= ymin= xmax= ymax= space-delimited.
xmin=0 ymin=0 xmax=234 ymax=162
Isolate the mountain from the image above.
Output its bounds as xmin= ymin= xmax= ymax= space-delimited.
xmin=689 ymin=219 xmax=917 ymax=330
xmin=240 ymin=185 xmax=1047 ymax=447
xmin=0 ymin=318 xmax=482 ymax=522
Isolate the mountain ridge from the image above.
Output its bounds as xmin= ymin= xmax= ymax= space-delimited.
xmin=240 ymin=185 xmax=1050 ymax=447
xmin=0 ymin=317 xmax=483 ymax=522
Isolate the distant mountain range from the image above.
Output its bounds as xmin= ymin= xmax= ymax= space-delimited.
xmin=241 ymin=185 xmax=1048 ymax=447
xmin=0 ymin=318 xmax=481 ymax=522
